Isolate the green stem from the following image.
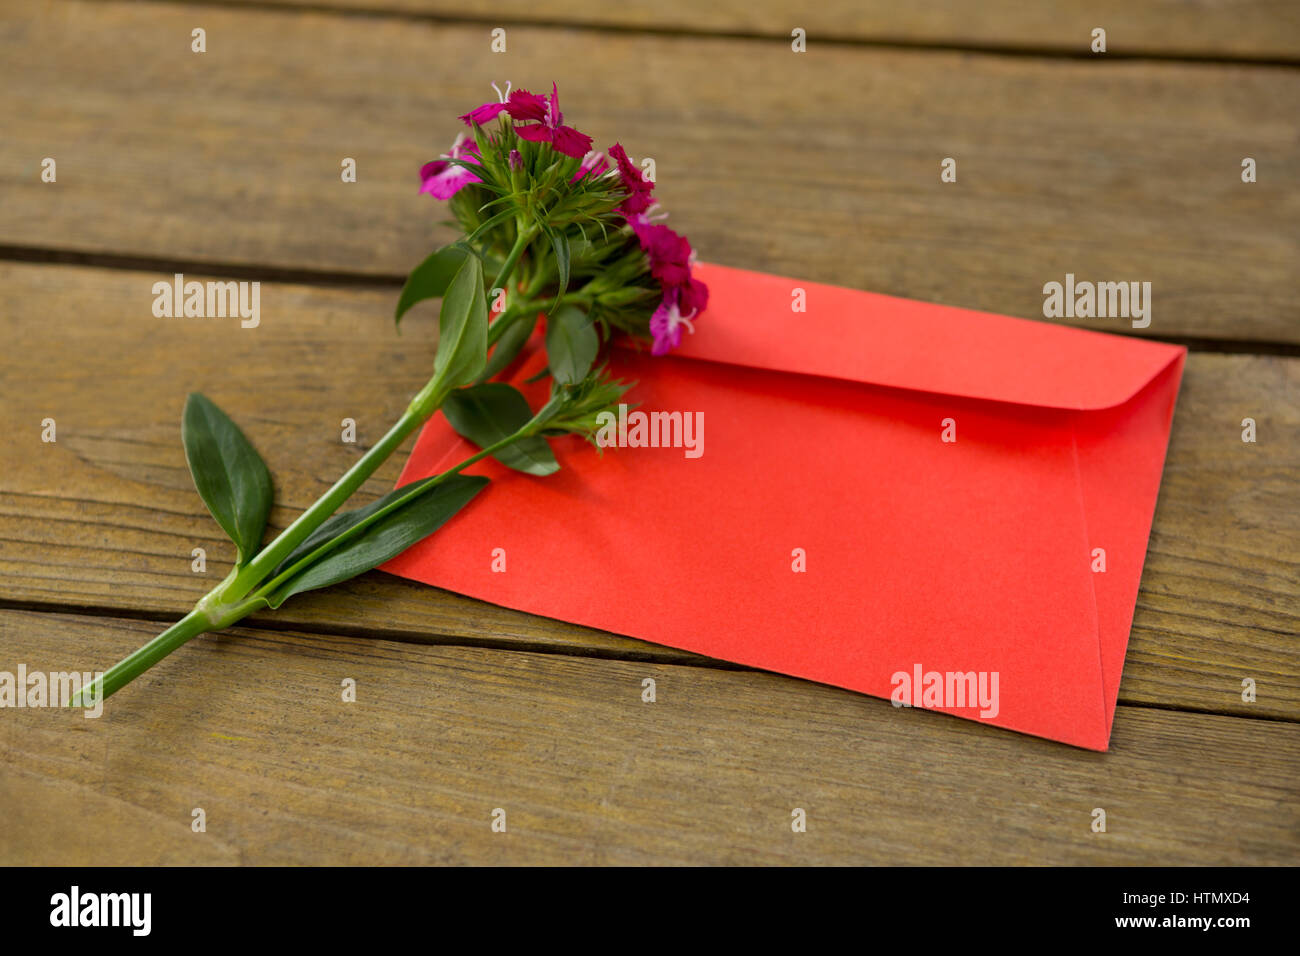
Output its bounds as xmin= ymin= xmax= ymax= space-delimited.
xmin=69 ymin=611 xmax=209 ymax=707
xmin=250 ymin=425 xmax=535 ymax=600
xmin=75 ymin=408 xmax=549 ymax=707
xmin=75 ymin=386 xmax=439 ymax=707
xmin=485 ymin=287 xmax=593 ymax=353
xmin=523 ymin=266 xmax=552 ymax=299
xmin=487 ymin=305 xmax=524 ymax=347
xmin=69 ymin=579 xmax=274 ymax=707
xmin=222 ymin=401 xmax=430 ymax=604
xmin=79 ymin=232 xmax=550 ymax=707
xmin=486 ymin=300 xmax=543 ymax=348
xmin=490 ymin=226 xmax=535 ymax=298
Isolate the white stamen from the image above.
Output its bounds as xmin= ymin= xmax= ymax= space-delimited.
xmin=491 ymin=80 xmax=512 ymax=104
xmin=444 ymin=131 xmax=468 ymax=158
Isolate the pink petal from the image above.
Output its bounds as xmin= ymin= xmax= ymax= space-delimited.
xmin=655 ymin=262 xmax=692 ymax=285
xmin=460 ymin=102 xmax=509 ymax=125
xmin=551 ymin=125 xmax=594 ymax=159
xmin=649 ymin=300 xmax=681 ymax=354
xmin=677 ymin=276 xmax=709 ymax=316
xmin=618 ymin=192 xmax=653 ymax=216
xmin=570 ymin=152 xmax=609 ymax=183
xmin=420 ymin=164 xmax=480 ymax=199
xmin=547 ymin=82 xmax=563 ymax=127
xmin=505 ymin=89 xmax=548 ymax=122
xmin=419 ymin=159 xmax=448 ymax=184
xmin=513 ymin=123 xmax=554 ymax=144
xmin=609 ymin=142 xmax=654 ymax=212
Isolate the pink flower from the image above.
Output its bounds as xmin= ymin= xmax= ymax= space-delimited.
xmin=459 ymin=83 xmax=592 ymax=158
xmin=419 ymin=133 xmax=481 ymax=200
xmin=639 ymin=224 xmax=693 ymax=286
xmin=513 ymin=83 xmax=592 ymax=158
xmin=461 ymin=100 xmax=510 ymax=126
xmin=459 ymin=81 xmax=536 ymax=125
xmin=500 ymin=88 xmax=548 ymax=123
xmin=609 ymin=142 xmax=654 ymax=215
xmin=626 ymin=215 xmax=707 ymax=354
xmin=676 ymin=276 xmax=709 ymax=317
xmin=571 ymin=150 xmax=610 ymax=183
xmin=626 ymin=205 xmax=668 ymax=243
xmin=509 ymin=148 xmax=523 ymax=171
xmin=650 ymin=287 xmax=699 ymax=356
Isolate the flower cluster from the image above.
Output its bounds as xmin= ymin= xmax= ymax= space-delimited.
xmin=460 ymin=82 xmax=593 ymax=159
xmin=419 ymin=132 xmax=480 ymax=199
xmin=607 ymin=143 xmax=709 ymax=355
xmin=419 ymin=82 xmax=708 ymax=357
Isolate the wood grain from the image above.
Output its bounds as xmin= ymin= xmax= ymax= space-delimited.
xmin=0 ymin=262 xmax=1296 ymax=720
xmin=2 ymin=610 xmax=1296 ymax=865
xmin=2 ymin=0 xmax=1297 ymax=867
xmin=2 ymin=1 xmax=1297 ymax=343
xmin=213 ymin=0 xmax=1300 ymax=62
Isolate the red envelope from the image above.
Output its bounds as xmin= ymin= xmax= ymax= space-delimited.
xmin=384 ymin=263 xmax=1185 ymax=750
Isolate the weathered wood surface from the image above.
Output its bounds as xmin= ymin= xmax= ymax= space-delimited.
xmin=2 ymin=1 xmax=1297 ymax=343
xmin=2 ymin=611 xmax=1296 ymax=865
xmin=0 ymin=0 xmax=1296 ymax=866
xmin=0 ymin=262 xmax=1296 ymax=722
xmin=214 ymin=0 xmax=1300 ymax=62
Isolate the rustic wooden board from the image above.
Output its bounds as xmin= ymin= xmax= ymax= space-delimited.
xmin=0 ymin=262 xmax=1296 ymax=720
xmin=2 ymin=610 xmax=1296 ymax=865
xmin=2 ymin=0 xmax=1296 ymax=868
xmin=2 ymin=1 xmax=1297 ymax=343
xmin=214 ymin=0 xmax=1300 ymax=62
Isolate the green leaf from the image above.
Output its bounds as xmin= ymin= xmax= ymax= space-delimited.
xmin=544 ymin=225 xmax=570 ymax=305
xmin=432 ymin=253 xmax=488 ymax=393
xmin=479 ymin=311 xmax=538 ymax=383
xmin=395 ymin=244 xmax=468 ymax=326
xmin=545 ymin=304 xmax=599 ymax=385
xmin=266 ymin=474 xmax=488 ymax=608
xmin=181 ymin=393 xmax=273 ymax=565
xmin=271 ymin=478 xmax=430 ymax=577
xmin=443 ymin=383 xmax=559 ymax=476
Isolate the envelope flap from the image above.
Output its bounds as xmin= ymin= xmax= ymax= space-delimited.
xmin=662 ymin=263 xmax=1185 ymax=411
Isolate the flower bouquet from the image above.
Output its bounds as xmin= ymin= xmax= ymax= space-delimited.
xmin=72 ymin=82 xmax=706 ymax=707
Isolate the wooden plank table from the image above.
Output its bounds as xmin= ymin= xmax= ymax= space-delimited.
xmin=0 ymin=0 xmax=1296 ymax=865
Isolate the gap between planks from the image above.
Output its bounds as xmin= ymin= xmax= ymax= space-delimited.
xmin=4 ymin=600 xmax=1294 ymax=728
xmin=122 ymin=0 xmax=1300 ymax=67
xmin=2 ymin=251 xmax=1297 ymax=358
